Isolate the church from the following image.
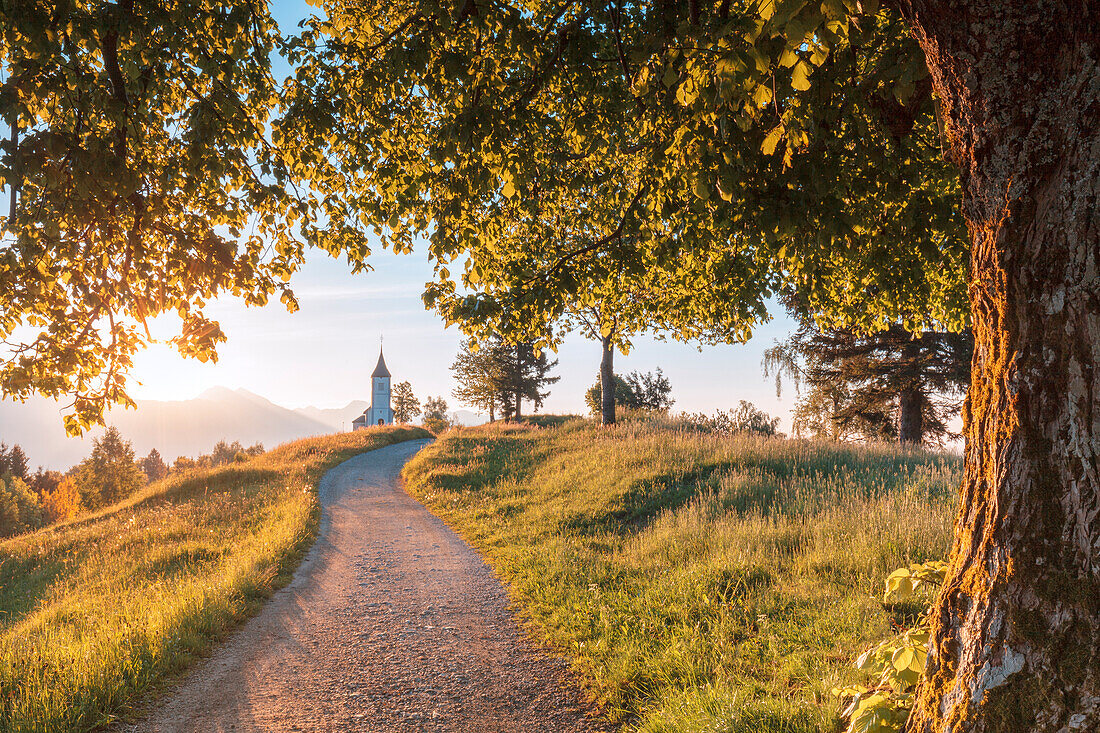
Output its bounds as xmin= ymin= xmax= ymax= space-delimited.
xmin=352 ymin=347 xmax=393 ymax=429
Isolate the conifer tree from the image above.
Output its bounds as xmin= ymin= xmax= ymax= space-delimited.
xmin=765 ymin=324 xmax=972 ymax=446
xmin=74 ymin=427 xmax=144 ymax=509
xmin=5 ymin=445 xmax=28 ymax=481
xmin=140 ymin=449 xmax=169 ymax=483
xmin=496 ymin=342 xmax=559 ymax=422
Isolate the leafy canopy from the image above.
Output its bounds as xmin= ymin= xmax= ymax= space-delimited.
xmin=0 ymin=1 xmax=370 ymax=432
xmin=286 ymin=0 xmax=967 ymax=351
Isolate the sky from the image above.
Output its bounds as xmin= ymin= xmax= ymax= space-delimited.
xmin=126 ymin=245 xmax=800 ymax=424
xmin=4 ymin=0 xmax=804 ymax=431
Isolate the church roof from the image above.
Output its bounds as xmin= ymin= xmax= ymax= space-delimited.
xmin=371 ymin=347 xmax=391 ymax=378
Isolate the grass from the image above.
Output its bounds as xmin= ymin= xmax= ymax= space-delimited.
xmin=402 ymin=416 xmax=960 ymax=732
xmin=0 ymin=425 xmax=430 ymax=733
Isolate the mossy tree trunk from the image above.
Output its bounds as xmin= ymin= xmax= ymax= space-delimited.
xmin=898 ymin=1 xmax=1100 ymax=730
xmin=600 ymin=335 xmax=616 ymax=426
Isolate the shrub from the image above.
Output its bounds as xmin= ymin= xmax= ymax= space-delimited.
xmin=833 ymin=560 xmax=947 ymax=733
xmin=40 ymin=477 xmax=83 ymax=524
xmin=422 ymin=396 xmax=452 ymax=433
xmin=585 ymin=368 xmax=674 ymax=415
xmin=679 ymin=400 xmax=784 ymax=437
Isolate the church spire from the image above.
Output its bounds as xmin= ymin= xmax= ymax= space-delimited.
xmin=371 ymin=345 xmax=391 ymax=378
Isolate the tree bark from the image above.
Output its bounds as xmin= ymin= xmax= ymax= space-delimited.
xmin=896 ymin=2 xmax=1100 ymax=730
xmin=898 ymin=385 xmax=924 ymax=445
xmin=600 ymin=335 xmax=616 ymax=425
xmin=899 ymin=336 xmax=924 ymax=445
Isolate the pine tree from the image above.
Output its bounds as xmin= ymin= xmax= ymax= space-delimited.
xmin=0 ymin=444 xmax=27 ymax=479
xmin=765 ymin=324 xmax=972 ymax=446
xmin=74 ymin=427 xmax=145 ymax=509
xmin=141 ymin=449 xmax=169 ymax=483
xmin=5 ymin=446 xmax=28 ymax=480
xmin=496 ymin=342 xmax=559 ymax=422
xmin=391 ymin=381 xmax=421 ymax=423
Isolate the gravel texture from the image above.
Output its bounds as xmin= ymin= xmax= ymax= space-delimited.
xmin=126 ymin=439 xmax=610 ymax=732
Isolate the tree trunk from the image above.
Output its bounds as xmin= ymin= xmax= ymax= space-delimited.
xmin=898 ymin=386 xmax=923 ymax=445
xmin=600 ymin=335 xmax=616 ymax=426
xmin=7 ymin=121 xmax=18 ymax=226
xmin=897 ymin=2 xmax=1100 ymax=730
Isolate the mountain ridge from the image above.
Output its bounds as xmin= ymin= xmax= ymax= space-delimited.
xmin=0 ymin=388 xmax=489 ymax=470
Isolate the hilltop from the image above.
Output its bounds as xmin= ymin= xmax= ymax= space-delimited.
xmin=403 ymin=416 xmax=961 ymax=732
xmin=0 ymin=390 xmax=487 ymax=470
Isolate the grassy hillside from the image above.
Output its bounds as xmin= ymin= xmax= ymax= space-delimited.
xmin=403 ymin=418 xmax=960 ymax=732
xmin=0 ymin=425 xmax=430 ymax=733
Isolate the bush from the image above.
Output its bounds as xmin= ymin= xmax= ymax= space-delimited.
xmin=422 ymin=396 xmax=452 ymax=433
xmin=679 ymin=400 xmax=783 ymax=437
xmin=40 ymin=477 xmax=83 ymax=524
xmin=585 ymin=368 xmax=674 ymax=415
xmin=833 ymin=560 xmax=947 ymax=733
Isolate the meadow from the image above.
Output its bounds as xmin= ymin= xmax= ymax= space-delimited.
xmin=0 ymin=425 xmax=430 ymax=733
xmin=402 ymin=417 xmax=961 ymax=732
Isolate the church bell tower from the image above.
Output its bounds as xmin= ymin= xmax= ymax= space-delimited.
xmin=367 ymin=347 xmax=393 ymax=426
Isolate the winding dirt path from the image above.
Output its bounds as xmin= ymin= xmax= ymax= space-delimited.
xmin=128 ymin=439 xmax=609 ymax=733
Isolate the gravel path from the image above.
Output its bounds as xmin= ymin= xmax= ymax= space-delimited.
xmin=127 ymin=439 xmax=610 ymax=733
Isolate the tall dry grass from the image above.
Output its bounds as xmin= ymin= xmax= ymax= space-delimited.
xmin=0 ymin=425 xmax=430 ymax=733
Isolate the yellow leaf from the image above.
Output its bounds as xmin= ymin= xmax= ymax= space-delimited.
xmin=754 ymin=83 xmax=773 ymax=108
xmin=892 ymin=646 xmax=915 ymax=672
xmin=791 ymin=60 xmax=812 ymax=91
xmin=779 ymin=48 xmax=800 ymax=68
xmin=762 ymin=125 xmax=784 ymax=155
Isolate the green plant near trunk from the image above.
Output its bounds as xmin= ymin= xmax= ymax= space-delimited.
xmin=833 ymin=560 xmax=947 ymax=733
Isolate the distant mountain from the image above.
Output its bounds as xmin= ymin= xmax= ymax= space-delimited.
xmin=0 ymin=388 xmax=336 ymax=471
xmin=0 ymin=388 xmax=495 ymax=471
xmin=451 ymin=410 xmax=488 ymax=426
xmin=296 ymin=400 xmax=370 ymax=431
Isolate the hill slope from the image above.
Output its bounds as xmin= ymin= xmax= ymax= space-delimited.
xmin=403 ymin=417 xmax=961 ymax=732
xmin=0 ymin=425 xmax=431 ymax=733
